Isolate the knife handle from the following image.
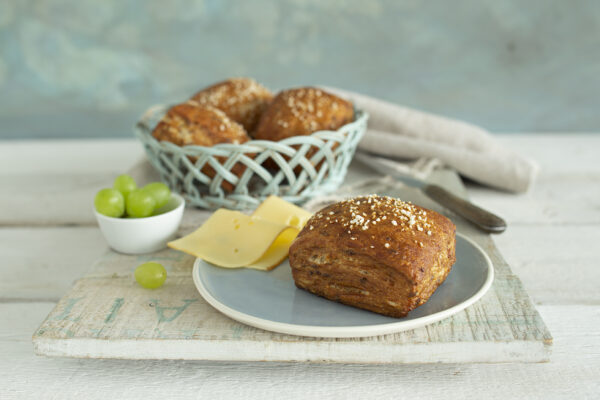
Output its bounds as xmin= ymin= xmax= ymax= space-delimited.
xmin=423 ymin=184 xmax=507 ymax=233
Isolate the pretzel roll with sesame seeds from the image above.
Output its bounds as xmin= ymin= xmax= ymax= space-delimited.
xmin=190 ymin=78 xmax=273 ymax=134
xmin=289 ymin=195 xmax=456 ymax=318
xmin=152 ymin=103 xmax=251 ymax=192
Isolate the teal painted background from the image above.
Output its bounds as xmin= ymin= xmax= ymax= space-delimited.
xmin=1 ymin=0 xmax=599 ymax=139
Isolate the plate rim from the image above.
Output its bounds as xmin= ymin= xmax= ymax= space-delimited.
xmin=192 ymin=232 xmax=494 ymax=338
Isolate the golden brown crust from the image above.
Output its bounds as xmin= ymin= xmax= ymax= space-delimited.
xmin=152 ymin=103 xmax=249 ymax=147
xmin=152 ymin=103 xmax=251 ymax=192
xmin=190 ymin=78 xmax=273 ymax=134
xmin=254 ymin=87 xmax=354 ymax=141
xmin=288 ymin=195 xmax=456 ymax=318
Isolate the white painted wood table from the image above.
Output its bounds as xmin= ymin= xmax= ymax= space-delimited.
xmin=1 ymin=135 xmax=599 ymax=399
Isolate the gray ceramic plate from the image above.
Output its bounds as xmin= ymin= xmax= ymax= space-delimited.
xmin=192 ymin=233 xmax=493 ymax=338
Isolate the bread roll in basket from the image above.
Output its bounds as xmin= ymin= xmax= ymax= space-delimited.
xmin=135 ymin=102 xmax=368 ymax=210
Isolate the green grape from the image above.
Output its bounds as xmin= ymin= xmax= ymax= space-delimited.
xmin=126 ymin=189 xmax=156 ymax=218
xmin=94 ymin=188 xmax=125 ymax=218
xmin=134 ymin=262 xmax=167 ymax=289
xmin=143 ymin=182 xmax=171 ymax=209
xmin=113 ymin=174 xmax=137 ymax=198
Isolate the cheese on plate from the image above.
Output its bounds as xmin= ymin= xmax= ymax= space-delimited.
xmin=167 ymin=196 xmax=312 ymax=271
xmin=252 ymin=195 xmax=312 ymax=229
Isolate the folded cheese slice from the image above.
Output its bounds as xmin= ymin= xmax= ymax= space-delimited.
xmin=252 ymin=195 xmax=312 ymax=229
xmin=242 ymin=198 xmax=312 ymax=270
xmin=168 ymin=196 xmax=313 ymax=271
xmin=168 ymin=209 xmax=290 ymax=268
xmin=245 ymin=227 xmax=298 ymax=271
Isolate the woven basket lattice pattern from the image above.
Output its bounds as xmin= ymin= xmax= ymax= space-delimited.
xmin=134 ymin=105 xmax=368 ymax=210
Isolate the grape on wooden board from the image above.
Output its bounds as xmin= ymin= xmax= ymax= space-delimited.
xmin=135 ymin=262 xmax=167 ymax=289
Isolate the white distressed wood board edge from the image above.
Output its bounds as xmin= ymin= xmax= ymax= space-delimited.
xmin=33 ymin=337 xmax=550 ymax=364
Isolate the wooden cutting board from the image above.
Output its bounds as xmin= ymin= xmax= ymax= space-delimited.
xmin=32 ymin=165 xmax=552 ymax=363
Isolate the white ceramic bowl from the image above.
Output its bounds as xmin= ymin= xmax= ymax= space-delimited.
xmin=94 ymin=193 xmax=185 ymax=254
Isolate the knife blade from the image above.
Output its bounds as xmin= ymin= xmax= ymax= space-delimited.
xmin=354 ymin=152 xmax=507 ymax=234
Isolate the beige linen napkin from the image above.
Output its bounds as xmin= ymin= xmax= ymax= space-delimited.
xmin=325 ymin=87 xmax=539 ymax=193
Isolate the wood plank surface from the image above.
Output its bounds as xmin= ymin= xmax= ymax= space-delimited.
xmin=468 ymin=174 xmax=600 ymax=225
xmin=2 ymin=302 xmax=598 ymax=399
xmin=31 ymin=172 xmax=552 ymax=363
xmin=0 ymin=225 xmax=600 ymax=304
xmin=0 ymin=140 xmax=144 ymax=175
xmin=3 ymin=135 xmax=599 ymax=227
xmin=497 ymin=134 xmax=600 ymax=174
xmin=0 ymin=227 xmax=107 ymax=301
xmin=3 ymin=135 xmax=599 ymax=398
xmin=4 ymin=225 xmax=594 ymax=309
xmin=0 ymin=139 xmax=144 ymax=226
xmin=492 ymin=225 xmax=600 ymax=305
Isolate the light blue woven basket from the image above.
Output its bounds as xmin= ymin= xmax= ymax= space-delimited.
xmin=134 ymin=104 xmax=368 ymax=210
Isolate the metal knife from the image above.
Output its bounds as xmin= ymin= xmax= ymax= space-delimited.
xmin=354 ymin=152 xmax=507 ymax=234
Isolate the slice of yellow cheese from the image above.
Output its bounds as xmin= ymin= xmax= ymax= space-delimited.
xmin=168 ymin=196 xmax=313 ymax=271
xmin=252 ymin=195 xmax=313 ymax=229
xmin=244 ymin=196 xmax=313 ymax=269
xmin=245 ymin=227 xmax=298 ymax=271
xmin=168 ymin=209 xmax=289 ymax=268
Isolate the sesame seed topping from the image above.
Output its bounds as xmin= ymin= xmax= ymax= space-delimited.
xmin=191 ymin=78 xmax=270 ymax=114
xmin=307 ymin=195 xmax=434 ymax=247
xmin=384 ymin=243 xmax=390 ymax=248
